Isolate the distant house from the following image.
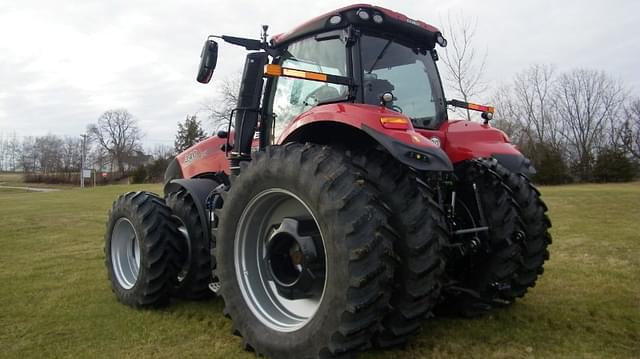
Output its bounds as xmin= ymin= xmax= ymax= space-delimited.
xmin=125 ymin=150 xmax=154 ymax=169
xmin=94 ymin=150 xmax=153 ymax=175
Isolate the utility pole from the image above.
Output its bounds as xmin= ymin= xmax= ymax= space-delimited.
xmin=80 ymin=134 xmax=87 ymax=188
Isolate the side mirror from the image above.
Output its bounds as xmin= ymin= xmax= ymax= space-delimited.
xmin=197 ymin=38 xmax=218 ymax=84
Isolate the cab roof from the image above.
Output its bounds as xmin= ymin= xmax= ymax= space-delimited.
xmin=271 ymin=4 xmax=442 ymax=48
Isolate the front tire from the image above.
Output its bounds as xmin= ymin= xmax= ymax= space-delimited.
xmin=216 ymin=143 xmax=395 ymax=358
xmin=166 ymin=189 xmax=215 ymax=300
xmin=105 ymin=191 xmax=180 ymax=308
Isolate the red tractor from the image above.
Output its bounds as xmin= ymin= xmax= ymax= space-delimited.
xmin=104 ymin=4 xmax=551 ymax=358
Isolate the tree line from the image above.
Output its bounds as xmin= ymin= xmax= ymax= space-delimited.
xmin=3 ymin=15 xmax=638 ymax=186
xmin=439 ymin=14 xmax=639 ymax=184
xmin=0 ymin=109 xmax=208 ymax=185
xmin=492 ymin=66 xmax=638 ymax=184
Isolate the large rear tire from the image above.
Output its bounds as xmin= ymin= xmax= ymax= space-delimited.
xmin=166 ymin=188 xmax=215 ymax=300
xmin=488 ymin=159 xmax=552 ymax=299
xmin=105 ymin=191 xmax=180 ymax=308
xmin=350 ymin=151 xmax=447 ymax=348
xmin=440 ymin=159 xmax=524 ymax=317
xmin=216 ymin=143 xmax=395 ymax=358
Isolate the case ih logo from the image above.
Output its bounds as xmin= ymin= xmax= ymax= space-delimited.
xmin=406 ymin=18 xmax=419 ymax=26
xmin=184 ymin=148 xmax=212 ymax=166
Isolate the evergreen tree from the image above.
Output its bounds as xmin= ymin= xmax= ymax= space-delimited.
xmin=593 ymin=147 xmax=636 ymax=182
xmin=174 ymin=115 xmax=207 ymax=153
xmin=528 ymin=142 xmax=571 ymax=185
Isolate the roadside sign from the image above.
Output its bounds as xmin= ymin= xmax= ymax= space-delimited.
xmin=82 ymin=169 xmax=92 ymax=178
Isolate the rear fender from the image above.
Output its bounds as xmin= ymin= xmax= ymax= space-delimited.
xmin=279 ymin=103 xmax=453 ymax=172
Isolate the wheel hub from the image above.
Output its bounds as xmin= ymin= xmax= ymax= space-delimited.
xmin=266 ymin=218 xmax=324 ymax=300
xmin=111 ymin=217 xmax=141 ymax=290
xmin=234 ymin=188 xmax=328 ymax=332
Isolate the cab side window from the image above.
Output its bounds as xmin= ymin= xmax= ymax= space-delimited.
xmin=270 ymin=35 xmax=348 ymax=141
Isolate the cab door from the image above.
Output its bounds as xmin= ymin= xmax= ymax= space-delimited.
xmin=265 ymin=32 xmax=350 ymax=144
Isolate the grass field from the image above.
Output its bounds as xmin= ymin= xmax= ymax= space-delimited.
xmin=0 ymin=172 xmax=71 ymax=189
xmin=0 ymin=182 xmax=638 ymax=358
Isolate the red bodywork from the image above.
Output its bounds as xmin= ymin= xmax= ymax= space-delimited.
xmin=175 ymin=103 xmax=520 ymax=178
xmin=272 ymin=4 xmax=440 ymax=45
xmin=278 ymin=103 xmax=441 ymax=149
xmin=416 ymin=120 xmax=520 ymax=164
xmin=175 ymin=135 xmax=231 ymax=179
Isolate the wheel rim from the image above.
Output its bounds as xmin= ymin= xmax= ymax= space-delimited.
xmin=111 ymin=218 xmax=141 ymax=290
xmin=235 ymin=188 xmax=327 ymax=332
xmin=173 ymin=216 xmax=192 ymax=282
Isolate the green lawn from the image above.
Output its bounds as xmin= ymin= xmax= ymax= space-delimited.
xmin=0 ymin=172 xmax=73 ymax=189
xmin=0 ymin=183 xmax=638 ymax=358
xmin=0 ymin=187 xmax=31 ymax=194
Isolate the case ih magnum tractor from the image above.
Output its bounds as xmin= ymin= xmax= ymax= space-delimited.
xmin=104 ymin=4 xmax=551 ymax=358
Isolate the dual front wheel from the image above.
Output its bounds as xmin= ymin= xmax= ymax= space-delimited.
xmin=105 ymin=189 xmax=215 ymax=307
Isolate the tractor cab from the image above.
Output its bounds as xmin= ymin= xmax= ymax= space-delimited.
xmin=266 ymin=25 xmax=449 ymax=140
xmin=196 ymin=4 xmax=460 ymax=174
xmin=264 ymin=5 xmax=450 ymax=136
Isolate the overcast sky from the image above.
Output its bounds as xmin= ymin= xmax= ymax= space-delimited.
xmin=1 ymin=0 xmax=638 ymax=148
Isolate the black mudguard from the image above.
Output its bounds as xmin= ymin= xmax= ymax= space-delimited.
xmin=163 ymin=157 xmax=183 ymax=186
xmin=362 ymin=125 xmax=453 ymax=172
xmin=164 ymin=178 xmax=220 ymax=238
xmin=491 ymin=153 xmax=537 ymax=176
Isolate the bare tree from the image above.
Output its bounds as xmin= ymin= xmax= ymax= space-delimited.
xmin=151 ymin=144 xmax=175 ymax=160
xmin=492 ymin=85 xmax=528 ymax=145
xmin=87 ymin=146 xmax=110 ymax=174
xmin=202 ymin=76 xmax=241 ymax=130
xmin=88 ymin=109 xmax=143 ymax=176
xmin=35 ymin=134 xmax=63 ymax=174
xmin=493 ymin=65 xmax=562 ymax=148
xmin=555 ymin=69 xmax=626 ymax=180
xmin=7 ymin=133 xmax=19 ymax=171
xmin=61 ymin=136 xmax=82 ymax=175
xmin=441 ymin=13 xmax=488 ymax=120
xmin=19 ymin=136 xmax=36 ymax=173
xmin=0 ymin=133 xmax=6 ymax=171
xmin=514 ymin=64 xmax=562 ymax=146
xmin=0 ymin=132 xmax=16 ymax=171
xmin=620 ymin=98 xmax=640 ymax=160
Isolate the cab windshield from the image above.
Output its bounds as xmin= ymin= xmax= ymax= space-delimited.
xmin=360 ymin=34 xmax=447 ymax=130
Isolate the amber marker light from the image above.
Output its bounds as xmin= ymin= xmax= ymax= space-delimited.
xmin=380 ymin=117 xmax=410 ymax=130
xmin=467 ymin=103 xmax=495 ymax=113
xmin=447 ymin=99 xmax=495 ymax=114
xmin=264 ymin=64 xmax=282 ymax=76
xmin=264 ymin=64 xmax=330 ymax=82
xmin=282 ymin=68 xmax=327 ymax=82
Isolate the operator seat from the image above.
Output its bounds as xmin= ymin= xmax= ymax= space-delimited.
xmin=363 ymin=76 xmax=395 ymax=105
